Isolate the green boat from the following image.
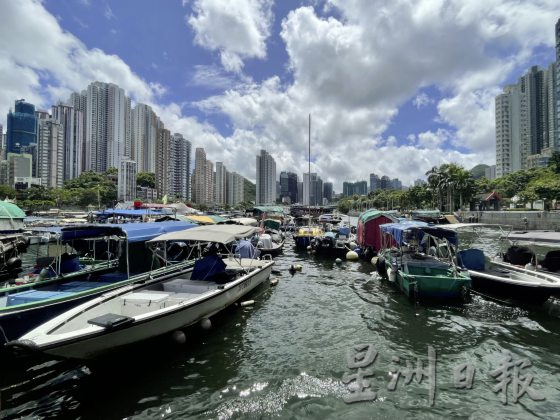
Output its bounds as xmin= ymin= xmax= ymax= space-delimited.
xmin=376 ymin=221 xmax=471 ymax=302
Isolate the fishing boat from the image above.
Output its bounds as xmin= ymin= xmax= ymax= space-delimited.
xmin=0 ymin=221 xmax=196 ymax=344
xmin=443 ymin=223 xmax=560 ymax=304
xmin=311 ymin=227 xmax=356 ymax=257
xmin=293 ymin=225 xmax=324 ymax=249
xmin=254 ymin=219 xmax=285 ymax=255
xmin=7 ymin=225 xmax=274 ymax=359
xmin=376 ymin=221 xmax=471 ymax=302
xmin=356 ymin=209 xmax=397 ymax=258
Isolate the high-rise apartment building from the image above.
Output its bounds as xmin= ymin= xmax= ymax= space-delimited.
xmin=84 ymin=82 xmax=131 ymax=172
xmin=6 ymin=99 xmax=37 ymax=156
xmin=369 ymin=173 xmax=380 ymax=192
xmin=495 ymin=65 xmax=556 ymax=175
xmin=37 ymin=117 xmax=64 ymax=188
xmin=556 ymin=18 xmax=560 ymax=152
xmin=214 ymin=162 xmax=227 ymax=206
xmin=256 ymin=149 xmax=276 ymax=205
xmin=192 ymin=147 xmax=214 ymax=205
xmin=52 ymin=103 xmax=83 ymax=180
xmin=118 ymin=159 xmax=137 ymax=201
xmin=342 ymin=180 xmax=367 ymax=197
xmin=303 ymin=173 xmax=323 ymax=205
xmin=226 ymin=171 xmax=244 ymax=206
xmin=171 ymin=133 xmax=191 ymax=200
xmin=68 ymin=91 xmax=87 ymax=170
xmin=155 ymin=127 xmax=171 ymax=198
xmin=132 ymin=103 xmax=159 ymax=173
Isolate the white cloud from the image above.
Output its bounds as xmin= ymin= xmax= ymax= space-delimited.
xmin=413 ymin=92 xmax=433 ymax=109
xmin=2 ymin=0 xmax=558 ymax=191
xmin=187 ymin=0 xmax=273 ymax=73
xmin=104 ymin=4 xmax=116 ymax=20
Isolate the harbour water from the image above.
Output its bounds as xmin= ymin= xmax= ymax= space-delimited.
xmin=1 ymin=228 xmax=560 ymax=418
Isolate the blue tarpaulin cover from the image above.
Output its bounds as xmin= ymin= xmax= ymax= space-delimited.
xmin=191 ymin=254 xmax=227 ymax=281
xmin=379 ymin=221 xmax=459 ymax=247
xmin=235 ymin=240 xmax=260 ymax=259
xmin=54 ymin=221 xmax=196 ymax=243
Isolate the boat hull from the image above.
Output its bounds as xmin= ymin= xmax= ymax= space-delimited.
xmin=27 ymin=263 xmax=273 ymax=359
xmin=397 ymin=270 xmax=471 ymax=301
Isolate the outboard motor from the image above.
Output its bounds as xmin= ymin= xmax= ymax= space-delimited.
xmin=504 ymin=246 xmax=533 ymax=266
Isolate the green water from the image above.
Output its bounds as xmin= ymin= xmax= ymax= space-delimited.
xmin=1 ymin=230 xmax=560 ymax=418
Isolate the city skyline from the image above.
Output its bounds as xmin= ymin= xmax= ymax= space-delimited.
xmin=0 ymin=1 xmax=559 ymax=191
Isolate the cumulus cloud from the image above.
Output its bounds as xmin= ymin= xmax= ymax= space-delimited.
xmin=187 ymin=0 xmax=273 ymax=73
xmin=2 ymin=0 xmax=558 ymax=190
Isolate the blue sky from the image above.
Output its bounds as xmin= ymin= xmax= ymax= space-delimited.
xmin=1 ymin=0 xmax=559 ymax=189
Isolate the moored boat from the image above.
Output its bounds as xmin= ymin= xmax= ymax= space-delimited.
xmin=376 ymin=221 xmax=471 ymax=302
xmin=0 ymin=221 xmax=196 ymax=344
xmin=7 ymin=225 xmax=274 ymax=359
xmin=356 ymin=209 xmax=397 ymax=258
xmin=293 ymin=225 xmax=324 ymax=249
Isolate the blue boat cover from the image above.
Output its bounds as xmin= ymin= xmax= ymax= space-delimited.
xmin=56 ymin=221 xmax=196 ymax=243
xmin=191 ymin=254 xmax=227 ymax=281
xmin=235 ymin=240 xmax=260 ymax=259
xmin=379 ymin=221 xmax=458 ymax=246
xmin=338 ymin=227 xmax=350 ymax=236
xmin=457 ymin=249 xmax=486 ymax=271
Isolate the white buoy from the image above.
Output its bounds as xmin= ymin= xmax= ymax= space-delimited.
xmin=200 ymin=318 xmax=212 ymax=330
xmin=387 ymin=267 xmax=396 ymax=282
xmin=346 ymin=251 xmax=359 ymax=261
xmin=290 ymin=264 xmax=303 ymax=272
xmin=307 ymin=245 xmax=312 ymax=250
xmin=270 ymin=278 xmax=279 ymax=286
xmin=335 ymin=258 xmax=342 ymax=264
xmin=240 ymin=300 xmax=255 ymax=307
xmin=172 ymin=330 xmax=186 ymax=344
xmin=371 ymin=256 xmax=378 ymax=265
xmin=349 ymin=242 xmax=357 ymax=249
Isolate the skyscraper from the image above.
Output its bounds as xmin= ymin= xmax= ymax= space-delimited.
xmin=6 ymin=99 xmax=37 ymax=155
xmin=192 ymin=147 xmax=213 ymax=205
xmin=84 ymin=82 xmax=131 ymax=172
xmin=68 ymin=91 xmax=87 ymax=170
xmin=118 ymin=159 xmax=137 ymax=201
xmin=554 ymin=19 xmax=560 ymax=151
xmin=36 ymin=117 xmax=64 ymax=188
xmin=171 ymin=133 xmax=191 ymax=201
xmin=226 ymin=171 xmax=244 ymax=206
xmin=155 ymin=126 xmax=171 ymax=197
xmin=303 ymin=173 xmax=323 ymax=205
xmin=256 ymin=149 xmax=276 ymax=205
xmin=369 ymin=173 xmax=380 ymax=192
xmin=323 ymin=182 xmax=333 ymax=203
xmin=214 ymin=162 xmax=227 ymax=206
xmin=132 ymin=103 xmax=159 ymax=173
xmin=52 ymin=103 xmax=83 ymax=180
xmin=495 ymin=64 xmax=556 ymax=175
xmin=279 ymin=171 xmax=298 ymax=204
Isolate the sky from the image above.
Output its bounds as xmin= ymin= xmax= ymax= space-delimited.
xmin=0 ymin=0 xmax=558 ymax=191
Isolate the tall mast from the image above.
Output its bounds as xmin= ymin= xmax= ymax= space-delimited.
xmin=308 ymin=114 xmax=311 ymax=220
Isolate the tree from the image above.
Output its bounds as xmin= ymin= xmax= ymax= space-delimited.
xmin=137 ymin=172 xmax=156 ymax=189
xmin=0 ymin=185 xmax=17 ymax=199
xmin=548 ymin=151 xmax=560 ymax=174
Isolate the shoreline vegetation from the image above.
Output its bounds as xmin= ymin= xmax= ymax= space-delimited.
xmin=0 ymin=153 xmax=559 ymax=215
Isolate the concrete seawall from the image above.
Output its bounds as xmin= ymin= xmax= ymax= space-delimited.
xmin=464 ymin=211 xmax=560 ymax=230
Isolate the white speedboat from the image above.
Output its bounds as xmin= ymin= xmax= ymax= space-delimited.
xmin=7 ymin=225 xmax=274 ymax=359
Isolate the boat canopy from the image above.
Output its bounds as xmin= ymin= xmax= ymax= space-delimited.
xmin=358 ymin=209 xmax=398 ymax=224
xmin=185 ymin=215 xmax=216 ymax=225
xmin=262 ymin=219 xmax=281 ymax=230
xmin=221 ymin=217 xmax=258 ymax=226
xmin=148 ymin=225 xmax=259 ymax=244
xmin=31 ymin=221 xmax=197 ymax=243
xmin=379 ymin=221 xmax=459 ymax=246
